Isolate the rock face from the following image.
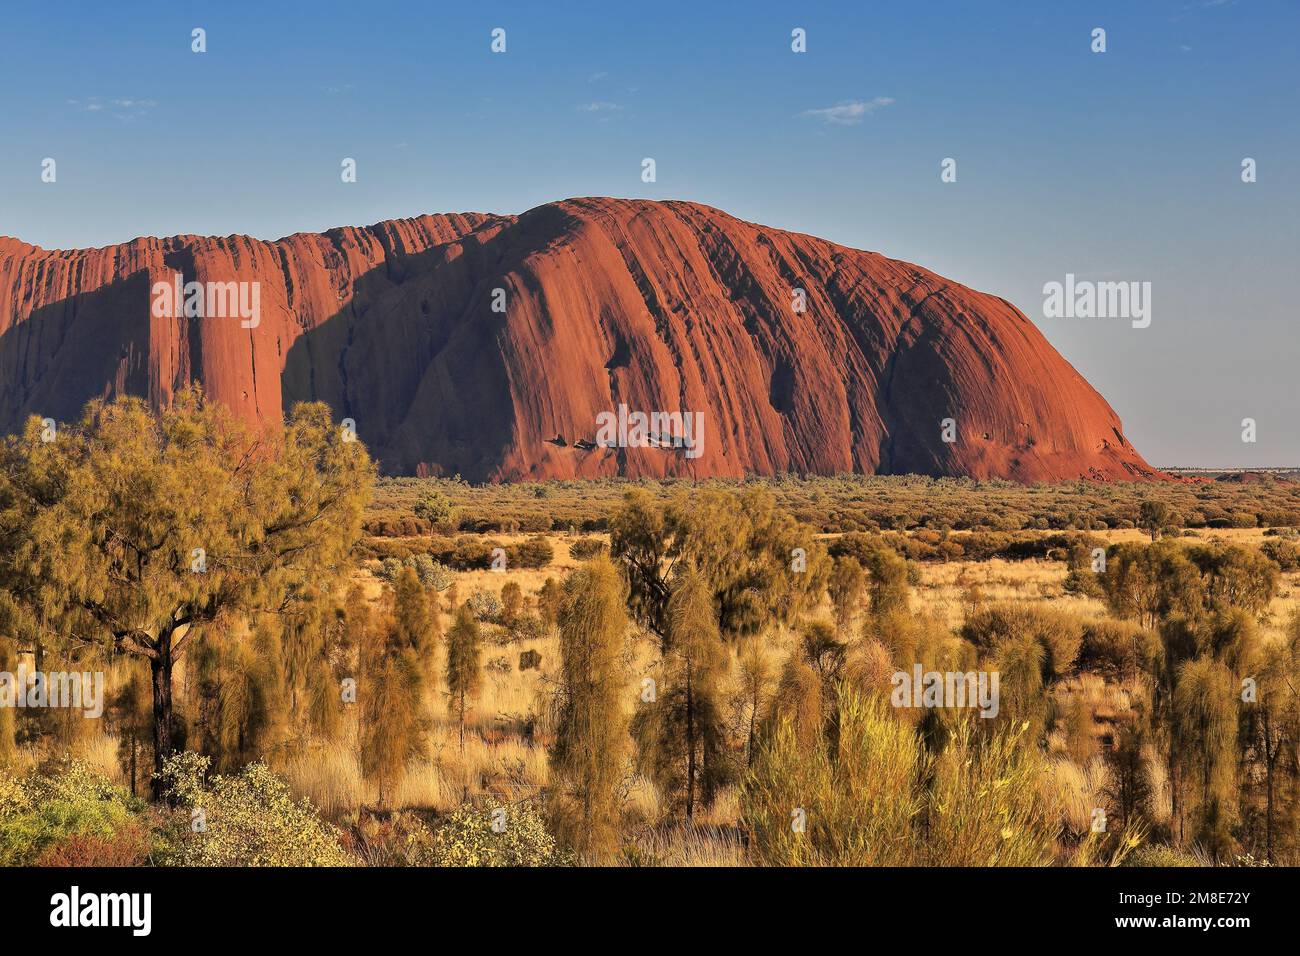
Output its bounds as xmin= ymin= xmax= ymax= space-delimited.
xmin=0 ymin=197 xmax=1159 ymax=482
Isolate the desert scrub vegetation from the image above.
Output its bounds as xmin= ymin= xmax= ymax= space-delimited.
xmin=742 ymin=688 xmax=1059 ymax=867
xmin=362 ymin=533 xmax=555 ymax=571
xmin=414 ymin=802 xmax=571 ymax=866
xmin=0 ymin=758 xmax=148 ymax=866
xmin=4 ymin=394 xmax=1300 ymax=867
xmin=155 ymin=753 xmax=350 ymax=866
xmin=368 ymin=471 xmax=1300 ymax=537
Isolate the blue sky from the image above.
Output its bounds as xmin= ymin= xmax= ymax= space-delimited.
xmin=1 ymin=0 xmax=1296 ymax=466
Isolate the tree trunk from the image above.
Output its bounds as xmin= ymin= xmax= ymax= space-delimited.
xmin=458 ymin=691 xmax=466 ymax=751
xmin=1264 ymin=713 xmax=1276 ymax=862
xmin=1170 ymin=740 xmax=1183 ymax=845
xmin=149 ymin=635 xmax=174 ymax=802
xmin=685 ymin=667 xmax=696 ymax=821
xmin=1265 ymin=758 xmax=1275 ymax=861
xmin=747 ymin=698 xmax=757 ymax=769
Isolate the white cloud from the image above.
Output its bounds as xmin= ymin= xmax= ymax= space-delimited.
xmin=69 ymin=96 xmax=156 ymax=119
xmin=578 ymin=101 xmax=622 ymax=113
xmin=800 ymin=96 xmax=895 ymax=126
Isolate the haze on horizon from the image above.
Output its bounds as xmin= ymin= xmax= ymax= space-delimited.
xmin=0 ymin=1 xmax=1295 ymax=469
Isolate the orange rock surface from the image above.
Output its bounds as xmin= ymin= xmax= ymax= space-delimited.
xmin=0 ymin=198 xmax=1159 ymax=482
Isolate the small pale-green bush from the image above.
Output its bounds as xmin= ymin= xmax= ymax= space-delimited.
xmin=418 ymin=802 xmax=571 ymax=867
xmin=156 ymin=753 xmax=350 ymax=866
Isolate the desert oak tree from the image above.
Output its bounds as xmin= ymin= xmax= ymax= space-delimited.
xmin=0 ymin=389 xmax=372 ymax=798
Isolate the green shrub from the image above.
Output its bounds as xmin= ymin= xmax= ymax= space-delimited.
xmin=0 ymin=758 xmax=144 ymax=866
xmin=1078 ymin=619 xmax=1161 ymax=679
xmin=568 ymin=537 xmax=608 ymax=561
xmin=1261 ymin=538 xmax=1300 ymax=571
xmin=413 ymin=490 xmax=457 ymax=532
xmin=1064 ymin=568 xmax=1105 ymax=598
xmin=961 ymin=603 xmax=1084 ymax=679
xmin=1187 ymin=543 xmax=1279 ymax=614
xmin=415 ymin=802 xmax=571 ymax=867
xmin=465 ymin=588 xmax=503 ymax=622
xmin=364 ymin=515 xmax=431 ymax=537
xmin=508 ymin=614 xmax=549 ymax=644
xmin=156 ymin=753 xmax=350 ymax=866
xmin=924 ymin=719 xmax=1058 ymax=866
xmin=450 ymin=537 xmax=497 ymax=570
xmin=509 ymin=536 xmax=555 ymax=569
xmin=376 ymin=552 xmax=452 ymax=589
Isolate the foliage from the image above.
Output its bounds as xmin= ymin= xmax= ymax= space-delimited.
xmin=742 ymin=688 xmax=923 ymax=866
xmin=962 ymin=603 xmax=1084 ymax=680
xmin=536 ymin=577 xmax=564 ymax=629
xmin=1100 ymin=542 xmax=1205 ymax=629
xmin=376 ymin=552 xmax=453 ymax=591
xmin=464 ymin=588 xmax=503 ymax=623
xmin=1122 ymin=843 xmax=1203 ymax=867
xmin=0 ymin=758 xmax=145 ymax=866
xmin=1138 ymin=500 xmax=1179 ymax=541
xmin=863 ymin=547 xmax=910 ymax=616
xmin=633 ymin=568 xmax=732 ymax=819
xmin=156 ymin=752 xmax=349 ymax=866
xmin=568 ymin=537 xmax=608 ymax=561
xmin=744 ymin=688 xmax=1059 ymax=866
xmin=412 ymin=490 xmax=456 ymax=531
xmin=549 ymin=557 xmax=631 ymax=860
xmin=610 ymin=487 xmax=829 ymax=643
xmin=827 ymin=556 xmax=865 ymax=635
xmin=1101 ymin=540 xmax=1279 ymax=631
xmin=1172 ymin=657 xmax=1239 ymax=859
xmin=499 ymin=581 xmax=523 ymax=627
xmin=1260 ymin=537 xmax=1300 ymax=571
xmin=369 ymin=473 xmax=1300 ymax=538
xmin=1187 ymin=543 xmax=1279 ymax=615
xmin=0 ymin=388 xmax=373 ymax=798
xmin=923 ymin=718 xmax=1058 ymax=866
xmin=420 ymin=802 xmax=572 ymax=867
xmin=445 ymin=604 xmax=483 ymax=747
xmin=358 ymin=582 xmax=431 ymax=808
xmin=1077 ymin=619 xmax=1161 ymax=681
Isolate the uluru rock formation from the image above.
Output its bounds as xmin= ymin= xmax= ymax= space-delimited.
xmin=0 ymin=197 xmax=1160 ymax=482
